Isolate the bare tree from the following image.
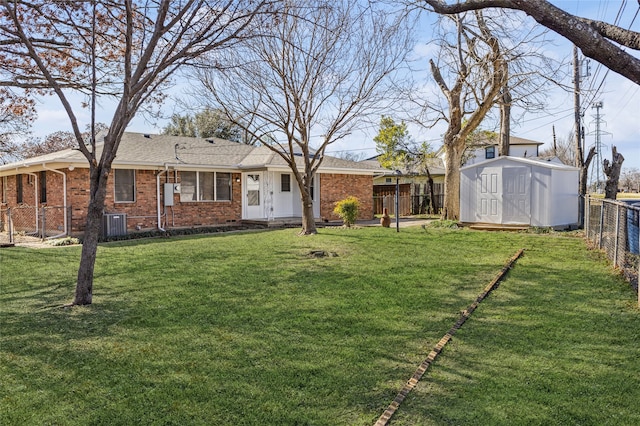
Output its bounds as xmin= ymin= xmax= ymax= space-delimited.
xmin=427 ymin=11 xmax=507 ymax=220
xmin=539 ymin=130 xmax=576 ymax=165
xmin=192 ymin=0 xmax=412 ymax=234
xmin=603 ymin=146 xmax=624 ymax=199
xmin=620 ymin=167 xmax=640 ymax=193
xmin=15 ymin=124 xmax=109 ymax=159
xmin=163 ymin=108 xmax=255 ymax=144
xmin=421 ymin=0 xmax=640 ymax=86
xmin=332 ymin=150 xmax=368 ymax=162
xmin=0 ymin=88 xmax=36 ymax=164
xmin=407 ymin=6 xmax=562 ymax=220
xmin=0 ymin=0 xmax=272 ymax=305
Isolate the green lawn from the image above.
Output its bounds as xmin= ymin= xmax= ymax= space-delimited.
xmin=1 ymin=226 xmax=638 ymax=425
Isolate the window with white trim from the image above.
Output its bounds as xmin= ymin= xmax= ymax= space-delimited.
xmin=485 ymin=146 xmax=496 ymax=159
xmin=281 ymin=174 xmax=291 ymax=192
xmin=180 ymin=171 xmax=232 ymax=202
xmin=114 ymin=169 xmax=136 ymax=202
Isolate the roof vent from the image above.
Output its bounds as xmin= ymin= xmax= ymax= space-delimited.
xmin=143 ymin=134 xmax=151 ymax=138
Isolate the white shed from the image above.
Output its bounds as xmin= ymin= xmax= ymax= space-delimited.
xmin=460 ymin=156 xmax=579 ymax=227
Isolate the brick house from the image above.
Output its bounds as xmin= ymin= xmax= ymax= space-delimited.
xmin=0 ymin=133 xmax=383 ymax=237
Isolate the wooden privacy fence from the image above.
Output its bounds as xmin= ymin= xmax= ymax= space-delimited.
xmin=373 ymin=194 xmax=443 ymax=216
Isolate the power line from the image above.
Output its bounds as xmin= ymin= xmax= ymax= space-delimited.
xmin=580 ymin=1 xmax=638 ymax=113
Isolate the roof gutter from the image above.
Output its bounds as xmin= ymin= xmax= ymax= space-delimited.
xmin=156 ymin=167 xmax=167 ymax=232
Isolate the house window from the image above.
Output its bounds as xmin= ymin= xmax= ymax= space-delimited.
xmin=385 ymin=177 xmax=392 ymax=183
xmin=216 ymin=173 xmax=231 ymax=201
xmin=16 ymin=174 xmax=23 ymax=204
xmin=40 ymin=171 xmax=47 ymax=203
xmin=181 ymin=171 xmax=197 ymax=201
xmin=180 ymin=171 xmax=231 ymax=202
xmin=485 ymin=146 xmax=496 ymax=159
xmin=199 ymin=172 xmax=215 ymax=201
xmin=281 ymin=174 xmax=291 ymax=192
xmin=114 ymin=169 xmax=136 ymax=202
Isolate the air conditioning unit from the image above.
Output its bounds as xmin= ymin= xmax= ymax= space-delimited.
xmin=102 ymin=213 xmax=127 ymax=237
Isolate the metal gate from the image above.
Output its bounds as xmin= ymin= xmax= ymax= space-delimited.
xmin=0 ymin=206 xmax=70 ymax=245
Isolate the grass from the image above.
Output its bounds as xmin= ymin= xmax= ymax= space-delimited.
xmin=1 ymin=226 xmax=638 ymax=425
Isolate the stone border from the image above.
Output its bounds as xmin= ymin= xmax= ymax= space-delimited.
xmin=374 ymin=248 xmax=525 ymax=426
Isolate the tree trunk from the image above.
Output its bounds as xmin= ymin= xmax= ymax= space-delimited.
xmin=499 ymin=87 xmax=511 ymax=156
xmin=442 ymin=143 xmax=462 ymax=220
xmin=579 ymin=146 xmax=596 ymax=196
xmin=425 ymin=168 xmax=436 ymax=214
xmin=300 ymin=195 xmax=317 ymax=235
xmin=74 ymin=166 xmax=109 ymax=305
xmin=603 ymin=146 xmax=624 ymax=200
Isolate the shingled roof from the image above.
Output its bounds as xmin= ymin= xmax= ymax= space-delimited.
xmin=0 ymin=132 xmax=385 ymax=174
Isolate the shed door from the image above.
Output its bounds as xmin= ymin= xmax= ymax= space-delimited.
xmin=502 ymin=166 xmax=531 ymax=224
xmin=476 ymin=167 xmax=501 ymax=223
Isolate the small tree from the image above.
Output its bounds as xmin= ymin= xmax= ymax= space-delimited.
xmin=333 ymin=196 xmax=360 ymax=227
xmin=374 ymin=116 xmax=411 ymax=170
xmin=374 ymin=115 xmax=438 ymax=213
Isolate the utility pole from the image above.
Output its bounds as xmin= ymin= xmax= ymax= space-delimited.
xmin=574 ymin=46 xmax=583 ymax=171
xmin=574 ymin=46 xmax=591 ymax=227
xmin=589 ymin=101 xmax=608 ymax=194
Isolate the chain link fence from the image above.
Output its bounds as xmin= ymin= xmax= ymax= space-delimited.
xmin=0 ymin=206 xmax=70 ymax=245
xmin=585 ymin=196 xmax=640 ymax=297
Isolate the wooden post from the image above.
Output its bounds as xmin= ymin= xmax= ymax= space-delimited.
xmin=598 ymin=200 xmax=605 ymax=249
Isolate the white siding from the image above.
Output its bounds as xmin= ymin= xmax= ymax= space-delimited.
xmin=460 ymin=156 xmax=579 ymax=227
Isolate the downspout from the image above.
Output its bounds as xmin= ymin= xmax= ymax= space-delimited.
xmin=42 ymin=164 xmax=68 ymax=238
xmin=157 ymin=168 xmax=167 ymax=232
xmin=24 ymin=171 xmax=39 ymax=235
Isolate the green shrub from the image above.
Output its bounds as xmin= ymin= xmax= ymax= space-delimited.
xmin=426 ymin=219 xmax=459 ymax=229
xmin=48 ymin=237 xmax=81 ymax=246
xmin=333 ymin=196 xmax=360 ymax=227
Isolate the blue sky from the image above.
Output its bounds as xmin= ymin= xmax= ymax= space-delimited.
xmin=30 ymin=1 xmax=640 ymax=172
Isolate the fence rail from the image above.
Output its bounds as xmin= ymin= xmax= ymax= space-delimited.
xmin=0 ymin=206 xmax=70 ymax=245
xmin=585 ymin=196 xmax=640 ymax=299
xmin=373 ymin=194 xmax=443 ymax=216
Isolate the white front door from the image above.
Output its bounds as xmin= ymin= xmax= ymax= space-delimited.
xmin=502 ymin=167 xmax=531 ymax=224
xmin=476 ymin=167 xmax=501 ymax=223
xmin=244 ymin=173 xmax=263 ymax=219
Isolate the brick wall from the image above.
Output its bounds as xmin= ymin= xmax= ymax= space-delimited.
xmin=2 ymin=168 xmax=373 ymax=233
xmin=320 ymin=173 xmax=374 ymax=221
xmin=1 ymin=167 xmax=243 ymax=235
